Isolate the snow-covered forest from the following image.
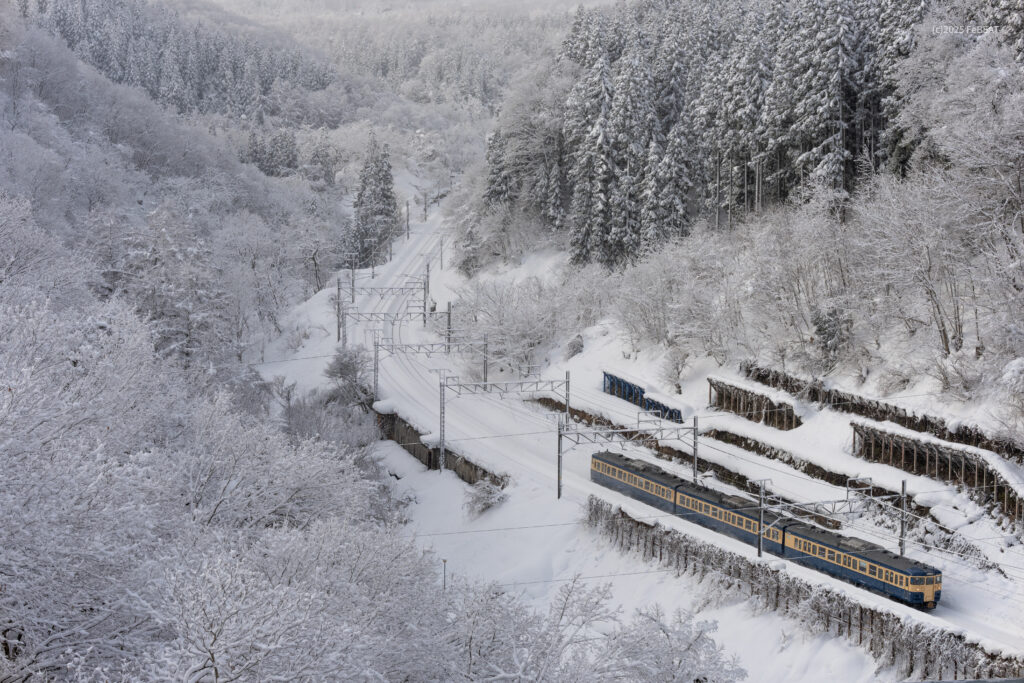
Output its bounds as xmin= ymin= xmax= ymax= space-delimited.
xmin=463 ymin=0 xmax=1024 ymax=423
xmin=3 ymin=0 xmax=1024 ymax=680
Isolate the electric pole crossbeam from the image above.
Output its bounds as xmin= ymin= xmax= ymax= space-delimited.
xmin=345 ymin=285 xmax=422 ymax=296
xmin=442 ymin=378 xmax=567 ymax=398
xmin=344 ymin=311 xmax=424 ymax=323
xmin=378 ymin=341 xmax=484 ymax=356
xmin=435 ymin=372 xmax=571 ymax=474
xmin=558 ymin=423 xmax=695 ymax=447
xmin=556 ymin=419 xmax=698 ymax=500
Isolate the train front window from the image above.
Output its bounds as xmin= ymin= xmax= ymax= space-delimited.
xmin=911 ymin=577 xmax=924 ymax=585
xmin=926 ymin=577 xmax=934 ymax=585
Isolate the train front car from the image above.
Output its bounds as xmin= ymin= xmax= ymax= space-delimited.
xmin=782 ymin=525 xmax=943 ymax=609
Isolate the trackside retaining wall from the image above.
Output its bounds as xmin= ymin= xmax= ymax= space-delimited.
xmin=586 ymin=496 xmax=1024 ymax=681
xmin=741 ymin=362 xmax=1024 ymax=463
xmin=375 ymin=410 xmax=508 ymax=489
xmin=852 ymin=421 xmax=1022 ymax=526
xmin=707 ymin=377 xmax=802 ymax=430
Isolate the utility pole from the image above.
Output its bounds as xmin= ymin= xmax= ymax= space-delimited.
xmin=423 ymin=191 xmax=428 ymax=221
xmin=406 ymin=200 xmax=410 ymax=240
xmin=692 ymin=416 xmax=699 ymax=484
xmin=440 ymin=236 xmax=444 ymax=270
xmin=438 ymin=375 xmax=446 ymax=471
xmin=422 ymin=264 xmax=430 ymax=326
xmin=350 ymin=257 xmax=355 ymax=304
xmin=899 ymin=480 xmax=907 ymax=556
xmin=442 ymin=559 xmax=447 ymax=591
xmin=335 ymin=278 xmax=342 ymax=343
xmin=446 ymin=302 xmax=452 ymax=354
xmin=372 ymin=335 xmax=379 ymax=400
xmin=557 ymin=416 xmax=564 ymax=500
xmin=564 ymin=370 xmax=570 ymax=422
xmin=482 ymin=334 xmax=488 ymax=385
xmin=758 ymin=480 xmax=766 ymax=558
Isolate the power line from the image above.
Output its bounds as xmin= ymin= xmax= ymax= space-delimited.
xmin=499 ymin=568 xmax=680 ymax=588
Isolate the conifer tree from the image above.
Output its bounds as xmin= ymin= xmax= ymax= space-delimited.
xmin=483 ymin=130 xmax=512 ymax=204
xmin=605 ymin=41 xmax=657 ymax=266
xmin=565 ymin=54 xmax=614 ymax=264
xmin=352 ymin=136 xmax=400 ymax=267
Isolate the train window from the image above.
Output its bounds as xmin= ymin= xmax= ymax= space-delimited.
xmin=926 ymin=577 xmax=934 ymax=585
xmin=859 ymin=561 xmax=867 ymax=572
xmin=828 ymin=551 xmax=835 ymax=561
xmin=869 ymin=566 xmax=877 ymax=576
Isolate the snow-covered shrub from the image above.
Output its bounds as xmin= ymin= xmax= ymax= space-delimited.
xmin=662 ymin=346 xmax=691 ymax=393
xmin=566 ymin=333 xmax=584 ymax=358
xmin=463 ymin=479 xmax=509 ymax=516
xmin=324 ymin=347 xmax=372 ymax=405
xmin=811 ymin=307 xmax=853 ymax=372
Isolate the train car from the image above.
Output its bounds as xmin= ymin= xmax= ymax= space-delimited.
xmin=601 ymin=371 xmax=646 ymax=408
xmin=589 ymin=451 xmax=943 ymax=609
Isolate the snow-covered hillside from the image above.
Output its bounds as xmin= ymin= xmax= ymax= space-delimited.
xmin=262 ymin=168 xmax=1024 ymax=680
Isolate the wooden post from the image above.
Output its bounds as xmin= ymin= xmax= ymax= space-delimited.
xmin=901 ymin=441 xmax=905 ymax=471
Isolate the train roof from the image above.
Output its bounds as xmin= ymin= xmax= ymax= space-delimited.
xmin=593 ymin=452 xmax=941 ymax=576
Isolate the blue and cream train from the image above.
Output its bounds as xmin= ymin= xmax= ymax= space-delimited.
xmin=590 ymin=451 xmax=943 ymax=609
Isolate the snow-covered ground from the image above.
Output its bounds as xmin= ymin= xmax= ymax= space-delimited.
xmin=260 ymin=167 xmax=1024 ymax=678
xmin=378 ymin=440 xmax=888 ymax=682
